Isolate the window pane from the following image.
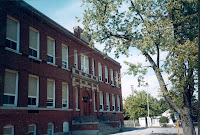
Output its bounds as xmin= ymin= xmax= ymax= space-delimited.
xmin=6 ymin=39 xmax=17 ymax=50
xmin=47 ymin=56 xmax=53 ymax=63
xmin=28 ymin=125 xmax=35 ymax=133
xmin=81 ymin=55 xmax=84 ymax=71
xmin=29 ymin=29 xmax=38 ymax=50
xmin=62 ymin=46 xmax=68 ymax=61
xmin=28 ymin=76 xmax=37 ymax=97
xmin=62 ymin=83 xmax=67 ymax=99
xmin=6 ymin=17 xmax=18 ymax=41
xmin=85 ymin=57 xmax=89 ymax=73
xmin=47 ymin=38 xmax=54 ymax=56
xmin=74 ymin=51 xmax=78 ymax=68
xmin=47 ymin=80 xmax=54 ymax=98
xmin=4 ymin=71 xmax=17 ymax=94
xmin=3 ymin=95 xmax=15 ymax=104
xmin=3 ymin=126 xmax=13 ymax=134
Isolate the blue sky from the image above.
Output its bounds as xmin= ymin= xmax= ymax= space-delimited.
xmin=24 ymin=0 xmax=164 ymax=99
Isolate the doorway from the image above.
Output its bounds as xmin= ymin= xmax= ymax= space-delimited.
xmin=83 ymin=90 xmax=90 ymax=115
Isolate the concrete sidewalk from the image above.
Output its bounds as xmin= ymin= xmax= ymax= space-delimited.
xmin=111 ymin=127 xmax=198 ymax=135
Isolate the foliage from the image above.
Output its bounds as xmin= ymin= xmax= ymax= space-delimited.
xmin=81 ymin=0 xmax=198 ymax=134
xmin=123 ymin=90 xmax=167 ymax=120
xmin=159 ymin=116 xmax=169 ymax=124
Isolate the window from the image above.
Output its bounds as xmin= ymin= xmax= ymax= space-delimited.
xmin=47 ymin=79 xmax=55 ymax=107
xmin=28 ymin=124 xmax=36 ymax=135
xmin=93 ymin=91 xmax=97 ymax=111
xmin=47 ymin=37 xmax=55 ymax=64
xmin=62 ymin=45 xmax=68 ymax=69
xmin=62 ymin=83 xmax=69 ymax=108
xmin=99 ymin=91 xmax=103 ymax=111
xmin=106 ymin=93 xmax=110 ymax=111
xmin=105 ymin=66 xmax=108 ymax=83
xmin=63 ymin=122 xmax=69 ymax=133
xmin=117 ymin=95 xmax=120 ymax=112
xmin=74 ymin=50 xmax=78 ymax=69
xmin=3 ymin=69 xmax=18 ymax=106
xmin=98 ymin=63 xmax=102 ymax=81
xmin=47 ymin=123 xmax=54 ymax=135
xmin=29 ymin=27 xmax=40 ymax=58
xmin=116 ymin=72 xmax=119 ymax=87
xmin=112 ymin=94 xmax=115 ymax=111
xmin=28 ymin=75 xmax=39 ymax=107
xmin=3 ymin=125 xmax=14 ymax=135
xmin=92 ymin=59 xmax=95 ymax=76
xmin=81 ymin=55 xmax=89 ymax=73
xmin=75 ymin=87 xmax=79 ymax=109
xmin=6 ymin=15 xmax=20 ymax=52
xmin=110 ymin=69 xmax=114 ymax=85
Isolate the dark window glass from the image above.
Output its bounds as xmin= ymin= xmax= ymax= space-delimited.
xmin=29 ymin=48 xmax=37 ymax=57
xmin=3 ymin=95 xmax=15 ymax=104
xmin=47 ymin=56 xmax=53 ymax=63
xmin=6 ymin=39 xmax=17 ymax=50
xmin=28 ymin=98 xmax=36 ymax=105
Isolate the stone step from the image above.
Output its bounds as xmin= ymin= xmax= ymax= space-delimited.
xmin=98 ymin=122 xmax=120 ymax=135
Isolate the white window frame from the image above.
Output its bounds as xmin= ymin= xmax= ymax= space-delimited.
xmin=6 ymin=15 xmax=20 ymax=52
xmin=28 ymin=75 xmax=39 ymax=107
xmin=47 ymin=123 xmax=54 ymax=135
xmin=92 ymin=59 xmax=95 ymax=76
xmin=29 ymin=27 xmax=40 ymax=59
xmin=106 ymin=93 xmax=110 ymax=111
xmin=98 ymin=63 xmax=102 ymax=81
xmin=47 ymin=79 xmax=55 ymax=108
xmin=81 ymin=54 xmax=89 ymax=73
xmin=112 ymin=94 xmax=115 ymax=111
xmin=110 ymin=69 xmax=114 ymax=86
xmin=117 ymin=95 xmax=120 ymax=112
xmin=74 ymin=50 xmax=78 ymax=69
xmin=28 ymin=124 xmax=36 ymax=135
xmin=105 ymin=66 xmax=108 ymax=83
xmin=47 ymin=36 xmax=55 ymax=65
xmin=99 ymin=91 xmax=103 ymax=111
xmin=62 ymin=82 xmax=69 ymax=108
xmin=3 ymin=124 xmax=14 ymax=135
xmin=75 ymin=87 xmax=79 ymax=110
xmin=3 ymin=69 xmax=18 ymax=107
xmin=62 ymin=44 xmax=68 ymax=69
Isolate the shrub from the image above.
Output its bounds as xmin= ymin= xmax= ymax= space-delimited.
xmin=159 ymin=116 xmax=169 ymax=123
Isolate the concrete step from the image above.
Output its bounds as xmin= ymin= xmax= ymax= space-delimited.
xmin=98 ymin=122 xmax=120 ymax=135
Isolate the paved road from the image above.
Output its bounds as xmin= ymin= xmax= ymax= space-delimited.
xmin=112 ymin=127 xmax=198 ymax=135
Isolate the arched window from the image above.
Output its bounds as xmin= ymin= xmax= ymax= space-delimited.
xmin=28 ymin=124 xmax=36 ymax=135
xmin=63 ymin=121 xmax=69 ymax=132
xmin=47 ymin=123 xmax=54 ymax=135
xmin=3 ymin=125 xmax=14 ymax=135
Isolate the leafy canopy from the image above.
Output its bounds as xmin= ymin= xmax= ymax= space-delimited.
xmin=123 ymin=90 xmax=169 ymax=120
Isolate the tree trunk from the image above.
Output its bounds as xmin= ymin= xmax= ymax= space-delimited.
xmin=180 ymin=107 xmax=196 ymax=135
xmin=142 ymin=51 xmax=196 ymax=134
xmin=145 ymin=117 xmax=148 ymax=127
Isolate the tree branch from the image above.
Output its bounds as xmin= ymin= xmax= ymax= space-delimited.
xmin=142 ymin=51 xmax=181 ymax=114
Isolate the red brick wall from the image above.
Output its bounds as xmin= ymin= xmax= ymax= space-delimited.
xmin=0 ymin=1 xmax=124 ymax=134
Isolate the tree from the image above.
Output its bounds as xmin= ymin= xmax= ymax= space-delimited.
xmin=159 ymin=116 xmax=169 ymax=124
xmin=123 ymin=90 xmax=161 ymax=127
xmin=81 ymin=0 xmax=198 ymax=134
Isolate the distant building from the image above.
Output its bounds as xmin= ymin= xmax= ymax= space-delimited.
xmin=0 ymin=0 xmax=123 ymax=134
xmin=139 ymin=109 xmax=175 ymax=127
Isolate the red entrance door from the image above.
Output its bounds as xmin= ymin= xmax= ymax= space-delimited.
xmin=83 ymin=91 xmax=90 ymax=115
